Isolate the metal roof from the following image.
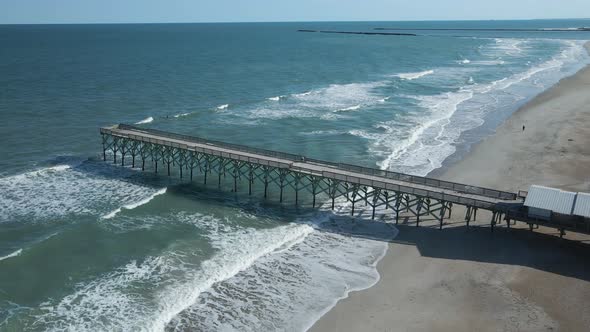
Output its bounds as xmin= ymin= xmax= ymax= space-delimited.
xmin=573 ymin=192 xmax=590 ymax=218
xmin=524 ymin=185 xmax=576 ymax=215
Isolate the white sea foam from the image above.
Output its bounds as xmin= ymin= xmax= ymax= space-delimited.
xmin=216 ymin=104 xmax=229 ymax=110
xmin=376 ymin=89 xmax=475 ymax=174
xmin=319 ymin=113 xmax=343 ymax=121
xmin=173 ymin=112 xmax=191 ymax=118
xmin=248 ymin=108 xmax=318 ymax=120
xmin=293 ymin=82 xmax=385 ymax=108
xmin=348 ymin=129 xmax=385 ymax=141
xmin=472 ymin=60 xmax=506 ymax=66
xmin=101 ymin=188 xmax=167 ymax=219
xmin=135 ymin=117 xmax=154 ymax=124
xmin=267 ymin=95 xmax=285 ymax=101
xmin=246 ymin=81 xmax=386 ymax=120
xmin=0 ymin=249 xmax=22 ymax=262
xmin=300 ymin=130 xmax=345 ymax=136
xmin=335 ymin=104 xmax=361 ymax=112
xmin=395 ymin=69 xmax=434 ymax=80
xmin=0 ymin=162 xmax=166 ymax=223
xmin=486 ymin=38 xmax=525 ymax=57
xmin=293 ymin=91 xmax=312 ymax=97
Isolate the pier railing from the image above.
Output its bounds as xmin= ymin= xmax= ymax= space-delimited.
xmin=116 ymin=124 xmax=517 ymax=201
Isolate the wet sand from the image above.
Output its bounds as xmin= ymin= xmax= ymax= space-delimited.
xmin=311 ymin=43 xmax=590 ymax=332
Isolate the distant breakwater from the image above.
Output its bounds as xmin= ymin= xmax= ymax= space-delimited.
xmin=297 ymin=29 xmax=417 ymax=36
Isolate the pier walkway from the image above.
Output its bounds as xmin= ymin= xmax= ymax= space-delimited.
xmin=100 ymin=124 xmax=582 ymax=234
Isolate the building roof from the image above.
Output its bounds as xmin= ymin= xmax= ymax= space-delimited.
xmin=573 ymin=192 xmax=590 ymax=218
xmin=524 ymin=185 xmax=576 ymax=215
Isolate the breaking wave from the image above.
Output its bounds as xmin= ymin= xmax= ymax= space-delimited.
xmin=135 ymin=117 xmax=154 ymax=124
xmin=0 ymin=162 xmax=166 ymax=223
xmin=335 ymin=105 xmax=361 ymax=112
xmin=395 ymin=70 xmax=434 ymax=80
xmin=0 ymin=249 xmax=23 ymax=262
xmin=101 ymin=188 xmax=167 ymax=220
xmin=267 ymin=95 xmax=285 ymax=101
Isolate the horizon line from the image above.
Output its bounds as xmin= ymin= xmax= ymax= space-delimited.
xmin=1 ymin=17 xmax=590 ymax=26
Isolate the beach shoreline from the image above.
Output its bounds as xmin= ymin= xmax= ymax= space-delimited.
xmin=310 ymin=42 xmax=590 ymax=332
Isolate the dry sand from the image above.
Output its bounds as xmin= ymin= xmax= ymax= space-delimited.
xmin=311 ymin=43 xmax=590 ymax=332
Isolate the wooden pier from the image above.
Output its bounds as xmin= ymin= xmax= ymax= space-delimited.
xmin=100 ymin=124 xmax=532 ymax=230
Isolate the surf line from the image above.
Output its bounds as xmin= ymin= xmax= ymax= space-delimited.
xmin=101 ymin=188 xmax=167 ymax=219
xmin=0 ymin=249 xmax=23 ymax=262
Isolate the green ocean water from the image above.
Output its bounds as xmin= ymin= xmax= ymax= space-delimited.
xmin=1 ymin=20 xmax=589 ymax=331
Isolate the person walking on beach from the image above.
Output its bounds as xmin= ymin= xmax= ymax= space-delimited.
xmin=522 ymin=125 xmax=525 ymax=131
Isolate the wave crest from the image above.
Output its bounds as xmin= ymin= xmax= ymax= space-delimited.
xmin=395 ymin=70 xmax=434 ymax=80
xmin=101 ymin=188 xmax=167 ymax=219
xmin=135 ymin=117 xmax=154 ymax=124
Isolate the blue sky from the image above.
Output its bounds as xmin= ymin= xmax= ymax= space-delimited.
xmin=1 ymin=0 xmax=589 ymax=24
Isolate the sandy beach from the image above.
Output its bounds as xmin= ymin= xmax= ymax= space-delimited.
xmin=311 ymin=43 xmax=590 ymax=332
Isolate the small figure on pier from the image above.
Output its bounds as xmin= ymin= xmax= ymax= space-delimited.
xmin=522 ymin=125 xmax=525 ymax=131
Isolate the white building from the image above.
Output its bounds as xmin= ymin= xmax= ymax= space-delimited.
xmin=524 ymin=185 xmax=577 ymax=221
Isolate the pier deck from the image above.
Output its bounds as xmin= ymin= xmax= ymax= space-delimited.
xmin=100 ymin=124 xmax=586 ymax=235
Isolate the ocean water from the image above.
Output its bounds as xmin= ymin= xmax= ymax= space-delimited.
xmin=1 ymin=20 xmax=589 ymax=331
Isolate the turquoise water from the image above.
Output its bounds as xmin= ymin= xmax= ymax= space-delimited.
xmin=1 ymin=20 xmax=589 ymax=331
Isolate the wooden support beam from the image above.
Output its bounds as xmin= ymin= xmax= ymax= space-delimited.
xmin=416 ymin=199 xmax=422 ymax=227
xmin=490 ymin=211 xmax=497 ymax=232
xmin=394 ymin=193 xmax=402 ymax=225
xmin=465 ymin=206 xmax=472 ymax=227
xmin=439 ymin=201 xmax=446 ymax=230
xmin=248 ymin=167 xmax=253 ymax=195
